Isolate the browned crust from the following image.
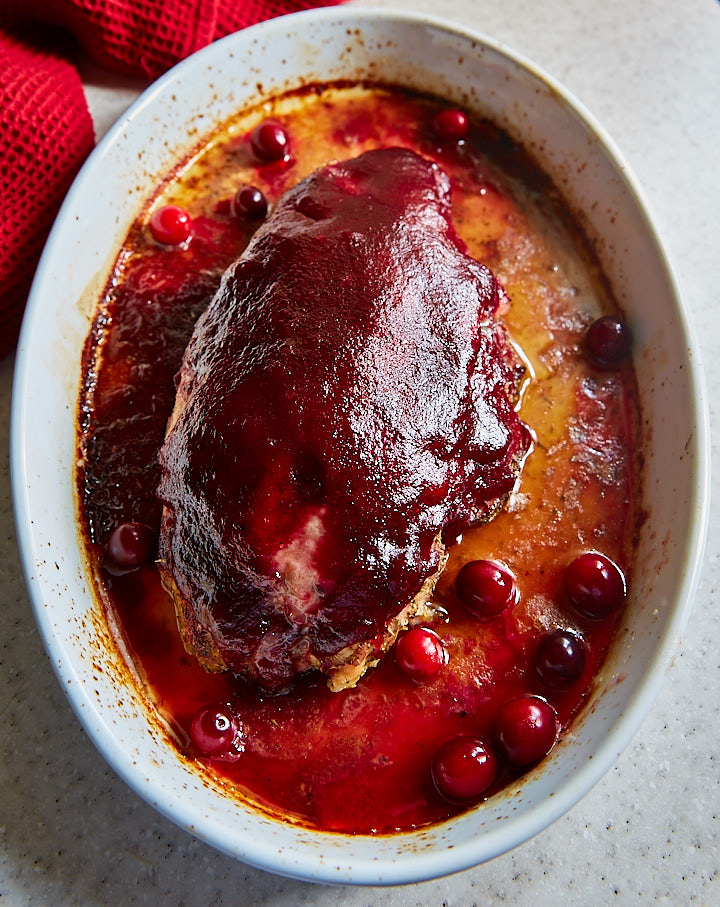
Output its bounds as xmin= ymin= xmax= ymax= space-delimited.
xmin=158 ymin=530 xmax=447 ymax=691
xmin=323 ymin=542 xmax=447 ymax=691
xmin=159 ymin=555 xmax=227 ymax=673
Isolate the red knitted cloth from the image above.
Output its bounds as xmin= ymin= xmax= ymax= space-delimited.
xmin=0 ymin=0 xmax=342 ymax=359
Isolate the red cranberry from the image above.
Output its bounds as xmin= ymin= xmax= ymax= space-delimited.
xmin=534 ymin=629 xmax=587 ymax=689
xmin=432 ymin=108 xmax=470 ymax=141
xmin=456 ymin=559 xmax=517 ymax=620
xmin=107 ymin=522 xmax=154 ymax=569
xmin=250 ymin=120 xmax=289 ymax=162
xmin=395 ymin=627 xmax=447 ymax=682
xmin=584 ymin=315 xmax=631 ymax=368
xmin=496 ymin=696 xmax=559 ymax=767
xmin=190 ymin=703 xmax=241 ymax=757
xmin=233 ymin=185 xmax=268 ymax=220
xmin=565 ymin=552 xmax=626 ymax=619
xmin=431 ymin=736 xmax=498 ymax=801
xmin=149 ymin=205 xmax=192 ymax=245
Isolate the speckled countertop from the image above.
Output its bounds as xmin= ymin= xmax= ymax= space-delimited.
xmin=1 ymin=0 xmax=718 ymax=903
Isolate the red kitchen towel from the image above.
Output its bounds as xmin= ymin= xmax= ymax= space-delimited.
xmin=0 ymin=0 xmax=342 ymax=359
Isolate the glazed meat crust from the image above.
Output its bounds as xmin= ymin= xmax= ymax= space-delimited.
xmin=157 ymin=148 xmax=531 ymax=690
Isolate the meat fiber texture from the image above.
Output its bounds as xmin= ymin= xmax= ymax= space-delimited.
xmin=157 ymin=147 xmax=532 ymax=691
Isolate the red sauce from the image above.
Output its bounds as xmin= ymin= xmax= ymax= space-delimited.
xmin=78 ymin=85 xmax=641 ymax=834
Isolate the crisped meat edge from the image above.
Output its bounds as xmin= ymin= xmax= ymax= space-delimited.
xmin=158 ymin=533 xmax=448 ymax=691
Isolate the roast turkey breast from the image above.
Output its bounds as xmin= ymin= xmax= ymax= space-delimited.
xmin=157 ymin=148 xmax=531 ymax=691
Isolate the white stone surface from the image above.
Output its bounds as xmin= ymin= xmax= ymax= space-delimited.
xmin=1 ymin=0 xmax=718 ymax=902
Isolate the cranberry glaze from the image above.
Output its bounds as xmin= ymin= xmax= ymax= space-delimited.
xmin=78 ymin=85 xmax=641 ymax=834
xmin=158 ymin=148 xmax=531 ymax=690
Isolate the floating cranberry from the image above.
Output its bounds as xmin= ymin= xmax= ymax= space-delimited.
xmin=431 ymin=736 xmax=498 ymax=801
xmin=250 ymin=120 xmax=289 ymax=162
xmin=496 ymin=696 xmax=559 ymax=767
xmin=456 ymin=559 xmax=517 ymax=620
xmin=233 ymin=185 xmax=268 ymax=220
xmin=190 ymin=703 xmax=241 ymax=757
xmin=149 ymin=205 xmax=192 ymax=245
xmin=432 ymin=108 xmax=469 ymax=141
xmin=395 ymin=627 xmax=447 ymax=682
xmin=565 ymin=552 xmax=626 ymax=619
xmin=584 ymin=315 xmax=631 ymax=368
xmin=534 ymin=629 xmax=587 ymax=689
xmin=107 ymin=521 xmax=154 ymax=570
